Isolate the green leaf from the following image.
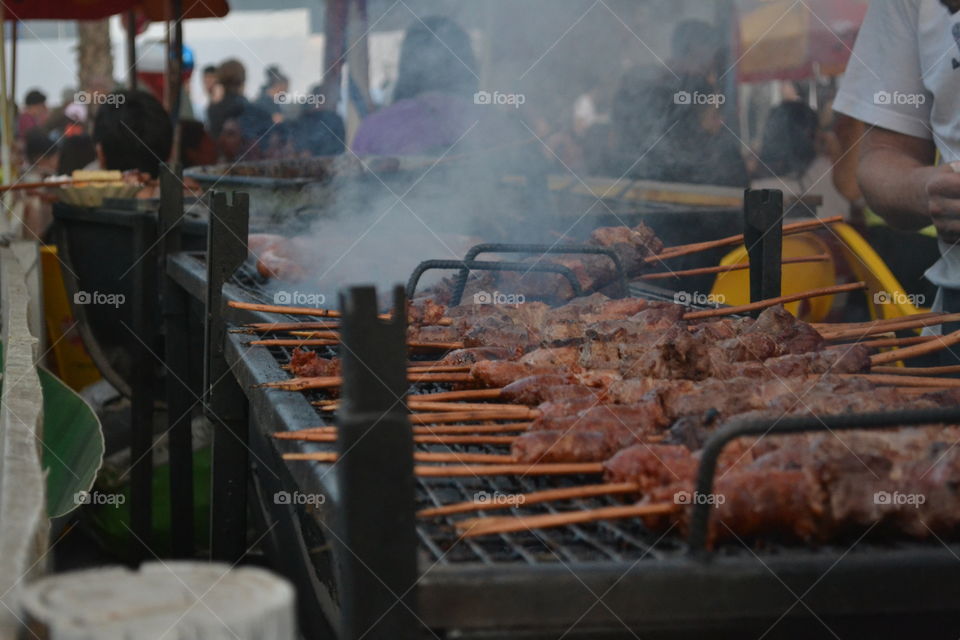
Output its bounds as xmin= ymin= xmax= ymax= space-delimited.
xmin=39 ymin=367 xmax=104 ymax=518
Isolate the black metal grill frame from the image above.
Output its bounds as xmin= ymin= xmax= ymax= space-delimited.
xmin=163 ymin=189 xmax=960 ymax=638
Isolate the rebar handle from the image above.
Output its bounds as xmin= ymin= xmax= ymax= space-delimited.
xmin=450 ymin=243 xmax=629 ymax=305
xmin=406 ymin=259 xmax=583 ymax=302
xmin=688 ymin=407 xmax=960 ymax=554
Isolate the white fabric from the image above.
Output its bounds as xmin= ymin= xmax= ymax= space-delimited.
xmin=834 ymin=0 xmax=960 ymax=291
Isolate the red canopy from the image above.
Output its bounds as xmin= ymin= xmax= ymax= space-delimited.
xmin=738 ymin=0 xmax=868 ymax=82
xmin=1 ymin=0 xmax=228 ymax=21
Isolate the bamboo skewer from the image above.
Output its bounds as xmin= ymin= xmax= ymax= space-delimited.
xmin=415 ymin=463 xmax=605 ymax=477
xmin=249 ymin=338 xmax=464 ymax=350
xmin=640 ymin=254 xmax=830 ymax=281
xmin=822 ymin=313 xmax=960 ymax=341
xmin=457 ymin=502 xmax=680 ymax=538
xmin=869 ymin=327 xmax=960 ymax=366
xmin=872 ymin=364 xmax=960 ymax=376
xmin=812 ymin=311 xmax=943 ymax=332
xmin=258 ymin=372 xmax=474 ymax=391
xmin=682 ymin=282 xmax=866 ymax=320
xmin=227 ymin=300 xmax=453 ymax=325
xmin=410 ymin=409 xmax=538 ymax=424
xmin=283 ymin=451 xmax=517 ymax=464
xmin=0 ymin=176 xmax=138 ymax=192
xmin=830 ymin=335 xmax=935 ymax=350
xmin=418 ymin=482 xmax=639 ymax=518
xmin=281 ymin=433 xmax=519 ymax=445
xmin=274 ymin=422 xmax=532 ymax=437
xmin=241 ymin=321 xmax=343 ymax=332
xmin=644 ymin=216 xmax=843 ymax=263
xmin=842 ymin=373 xmax=960 ymax=388
xmin=401 ymin=388 xmax=504 ymax=402
xmin=318 ymin=401 xmax=528 ymax=413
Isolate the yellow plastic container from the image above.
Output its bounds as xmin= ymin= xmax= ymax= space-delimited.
xmin=709 ymin=223 xmax=926 ymax=322
xmin=40 ymin=246 xmax=101 ymax=391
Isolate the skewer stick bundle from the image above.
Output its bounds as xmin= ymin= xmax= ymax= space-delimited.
xmin=274 ymin=422 xmax=531 ymax=438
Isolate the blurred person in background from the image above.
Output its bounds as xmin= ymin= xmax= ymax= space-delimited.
xmin=18 ymin=89 xmax=48 ymax=138
xmin=255 ymin=65 xmax=289 ymax=123
xmin=57 ymin=134 xmax=97 ymax=175
xmin=179 ymin=119 xmax=218 ymax=168
xmin=607 ymin=73 xmax=747 ymax=188
xmin=19 ymin=129 xmax=60 ymax=239
xmin=217 ymin=105 xmax=273 ymax=163
xmin=93 ymin=89 xmax=172 ymax=181
xmin=754 ymin=101 xmax=819 ymax=184
xmin=352 ymin=16 xmax=482 ymax=155
xmin=292 ymin=86 xmax=346 ymax=156
xmin=669 ymin=19 xmax=725 ymax=87
xmin=207 ymin=59 xmax=248 ymax=139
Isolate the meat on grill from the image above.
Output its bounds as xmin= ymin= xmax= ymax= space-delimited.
xmin=288 ymin=348 xmax=341 ymax=378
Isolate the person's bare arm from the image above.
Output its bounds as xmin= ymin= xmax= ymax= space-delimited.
xmin=856 ymin=125 xmax=960 ymax=241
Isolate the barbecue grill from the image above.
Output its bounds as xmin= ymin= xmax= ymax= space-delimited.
xmin=156 ymin=179 xmax=960 ymax=638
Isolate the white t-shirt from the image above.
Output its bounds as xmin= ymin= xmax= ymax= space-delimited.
xmin=833 ymin=0 xmax=960 ymax=290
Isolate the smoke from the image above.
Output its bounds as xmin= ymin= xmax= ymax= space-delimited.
xmin=257 ymin=0 xmax=725 ymax=304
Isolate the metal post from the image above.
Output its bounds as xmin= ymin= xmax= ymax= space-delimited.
xmin=126 ymin=11 xmax=138 ymax=89
xmin=205 ymin=191 xmax=250 ymax=562
xmin=159 ymin=163 xmax=194 ymax=557
xmin=336 ymin=285 xmax=418 ymax=639
xmin=743 ymin=189 xmax=783 ymax=313
xmin=129 ymin=209 xmax=159 ymax=559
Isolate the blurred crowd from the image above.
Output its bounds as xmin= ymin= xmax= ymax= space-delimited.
xmin=8 ymin=16 xmax=858 ymax=245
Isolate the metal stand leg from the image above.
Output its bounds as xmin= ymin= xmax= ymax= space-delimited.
xmin=744 ymin=189 xmax=784 ymax=313
xmin=129 ymin=214 xmax=158 ymax=559
xmin=159 ymin=163 xmax=195 ymax=558
xmin=204 ymin=191 xmax=250 ymax=562
xmin=336 ymin=285 xmax=419 ymax=639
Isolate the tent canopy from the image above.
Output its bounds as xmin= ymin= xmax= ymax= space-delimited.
xmin=738 ymin=0 xmax=868 ymax=82
xmin=2 ymin=0 xmax=228 ymax=21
